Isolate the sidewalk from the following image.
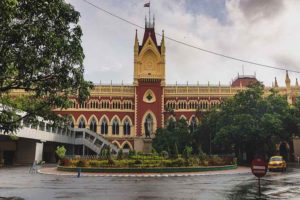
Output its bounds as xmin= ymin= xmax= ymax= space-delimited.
xmin=39 ymin=166 xmax=251 ymax=177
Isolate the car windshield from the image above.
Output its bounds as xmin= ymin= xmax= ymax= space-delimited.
xmin=270 ymin=157 xmax=283 ymax=161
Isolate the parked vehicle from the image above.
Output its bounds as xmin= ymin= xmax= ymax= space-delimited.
xmin=268 ymin=156 xmax=286 ymax=172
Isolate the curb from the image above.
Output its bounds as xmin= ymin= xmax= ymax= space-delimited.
xmin=38 ymin=167 xmax=251 ymax=178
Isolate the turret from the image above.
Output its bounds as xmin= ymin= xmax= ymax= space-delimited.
xmin=161 ymin=30 xmax=165 ymax=56
xmin=285 ymin=70 xmax=291 ymax=88
xmin=274 ymin=77 xmax=278 ymax=87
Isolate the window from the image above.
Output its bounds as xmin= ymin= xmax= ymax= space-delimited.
xmin=178 ymin=100 xmax=187 ymax=109
xmin=123 ymin=119 xmax=131 ymax=135
xmin=78 ymin=117 xmax=86 ymax=128
xmin=123 ymin=100 xmax=133 ymax=109
xmin=101 ymin=118 xmax=108 ymax=135
xmin=112 ymin=118 xmax=119 ymax=135
xmin=100 ymin=100 xmax=110 ymax=109
xmin=89 ymin=117 xmax=97 ymax=132
xmin=112 ymin=100 xmax=121 ymax=109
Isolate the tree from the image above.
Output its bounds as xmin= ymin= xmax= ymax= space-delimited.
xmin=153 ymin=118 xmax=192 ymax=154
xmin=207 ymin=83 xmax=299 ymax=162
xmin=0 ymin=0 xmax=92 ymax=133
xmin=55 ymin=145 xmax=66 ymax=159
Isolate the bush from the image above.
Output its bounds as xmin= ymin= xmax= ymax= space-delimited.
xmin=128 ymin=150 xmax=136 ymax=157
xmin=161 ymin=159 xmax=172 ymax=167
xmin=173 ymin=143 xmax=179 ymax=159
xmin=76 ymin=160 xmax=88 ymax=167
xmin=89 ymin=160 xmax=101 ymax=167
xmin=134 ymin=159 xmax=142 ymax=165
xmin=172 ymin=158 xmax=185 ymax=167
xmin=59 ymin=158 xmax=70 ymax=166
xmin=108 ymin=158 xmax=115 ymax=166
xmin=208 ymin=155 xmax=225 ymax=166
xmin=117 ymin=149 xmax=124 ymax=160
xmin=182 ymin=146 xmax=193 ymax=160
xmin=161 ymin=151 xmax=169 ymax=159
xmin=187 ymin=157 xmax=200 ymax=166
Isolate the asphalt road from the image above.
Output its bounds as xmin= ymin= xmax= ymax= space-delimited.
xmin=1 ymin=164 xmax=300 ymax=200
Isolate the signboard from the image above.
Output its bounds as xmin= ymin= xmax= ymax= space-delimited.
xmin=251 ymin=157 xmax=267 ymax=178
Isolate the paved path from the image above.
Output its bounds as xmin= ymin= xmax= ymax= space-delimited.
xmin=39 ymin=166 xmax=251 ymax=177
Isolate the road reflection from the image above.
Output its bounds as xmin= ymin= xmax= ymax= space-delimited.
xmin=228 ymin=166 xmax=300 ymax=200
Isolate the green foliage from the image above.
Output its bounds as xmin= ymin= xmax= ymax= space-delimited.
xmin=171 ymin=158 xmax=185 ymax=167
xmin=76 ymin=160 xmax=88 ymax=167
xmin=161 ymin=151 xmax=169 ymax=159
xmin=128 ymin=150 xmax=136 ymax=157
xmin=0 ymin=0 xmax=93 ymax=133
xmin=134 ymin=159 xmax=142 ymax=165
xmin=182 ymin=146 xmax=193 ymax=160
xmin=117 ymin=149 xmax=124 ymax=160
xmin=203 ymin=83 xmax=300 ymax=161
xmin=55 ymin=146 xmax=66 ymax=159
xmin=153 ymin=118 xmax=192 ymax=154
xmin=173 ymin=143 xmax=179 ymax=159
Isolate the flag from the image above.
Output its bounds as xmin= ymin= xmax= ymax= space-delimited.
xmin=144 ymin=2 xmax=150 ymax=7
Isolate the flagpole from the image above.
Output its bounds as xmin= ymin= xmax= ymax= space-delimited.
xmin=149 ymin=1 xmax=151 ymax=25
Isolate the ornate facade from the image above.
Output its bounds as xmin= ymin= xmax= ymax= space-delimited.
xmin=48 ymin=18 xmax=300 ymax=152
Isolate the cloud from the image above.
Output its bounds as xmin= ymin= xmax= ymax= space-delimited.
xmin=239 ymin=0 xmax=284 ymax=22
xmin=68 ymin=0 xmax=300 ymax=87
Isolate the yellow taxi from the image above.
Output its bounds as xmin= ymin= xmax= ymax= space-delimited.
xmin=268 ymin=156 xmax=287 ymax=172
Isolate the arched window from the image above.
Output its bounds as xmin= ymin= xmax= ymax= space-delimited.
xmin=101 ymin=118 xmax=108 ymax=135
xmin=123 ymin=119 xmax=131 ymax=135
xmin=190 ymin=116 xmax=197 ymax=133
xmin=112 ymin=118 xmax=119 ymax=135
xmin=144 ymin=114 xmax=153 ymax=136
xmin=89 ymin=117 xmax=97 ymax=132
xmin=78 ymin=117 xmax=86 ymax=128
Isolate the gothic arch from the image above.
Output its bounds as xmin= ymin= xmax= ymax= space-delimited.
xmin=188 ymin=115 xmax=199 ymax=125
xmin=110 ymin=115 xmax=121 ymax=125
xmin=99 ymin=115 xmax=109 ymax=135
xmin=121 ymin=141 xmax=133 ymax=150
xmin=121 ymin=115 xmax=133 ymax=125
xmin=140 ymin=41 xmax=161 ymax=60
xmin=99 ymin=115 xmax=109 ymax=125
xmin=67 ymin=114 xmax=75 ymax=128
xmin=167 ymin=115 xmax=176 ymax=122
xmin=88 ymin=115 xmax=98 ymax=125
xmin=179 ymin=115 xmax=187 ymax=121
xmin=141 ymin=111 xmax=157 ymax=136
xmin=76 ymin=115 xmax=87 ymax=128
xmin=112 ymin=140 xmax=121 ymax=148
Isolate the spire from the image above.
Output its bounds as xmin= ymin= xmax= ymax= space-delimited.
xmin=161 ymin=30 xmax=165 ymax=49
xmin=134 ymin=29 xmax=138 ymax=46
xmin=274 ymin=77 xmax=278 ymax=87
xmin=296 ymin=78 xmax=299 ymax=87
xmin=285 ymin=70 xmax=291 ymax=88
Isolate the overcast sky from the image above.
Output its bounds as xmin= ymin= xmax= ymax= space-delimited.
xmin=67 ymin=0 xmax=300 ymax=86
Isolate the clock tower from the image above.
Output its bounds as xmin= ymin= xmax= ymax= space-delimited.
xmin=134 ymin=17 xmax=165 ymax=152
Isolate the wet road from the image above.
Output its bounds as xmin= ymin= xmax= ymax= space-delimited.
xmin=1 ymin=164 xmax=300 ymax=200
